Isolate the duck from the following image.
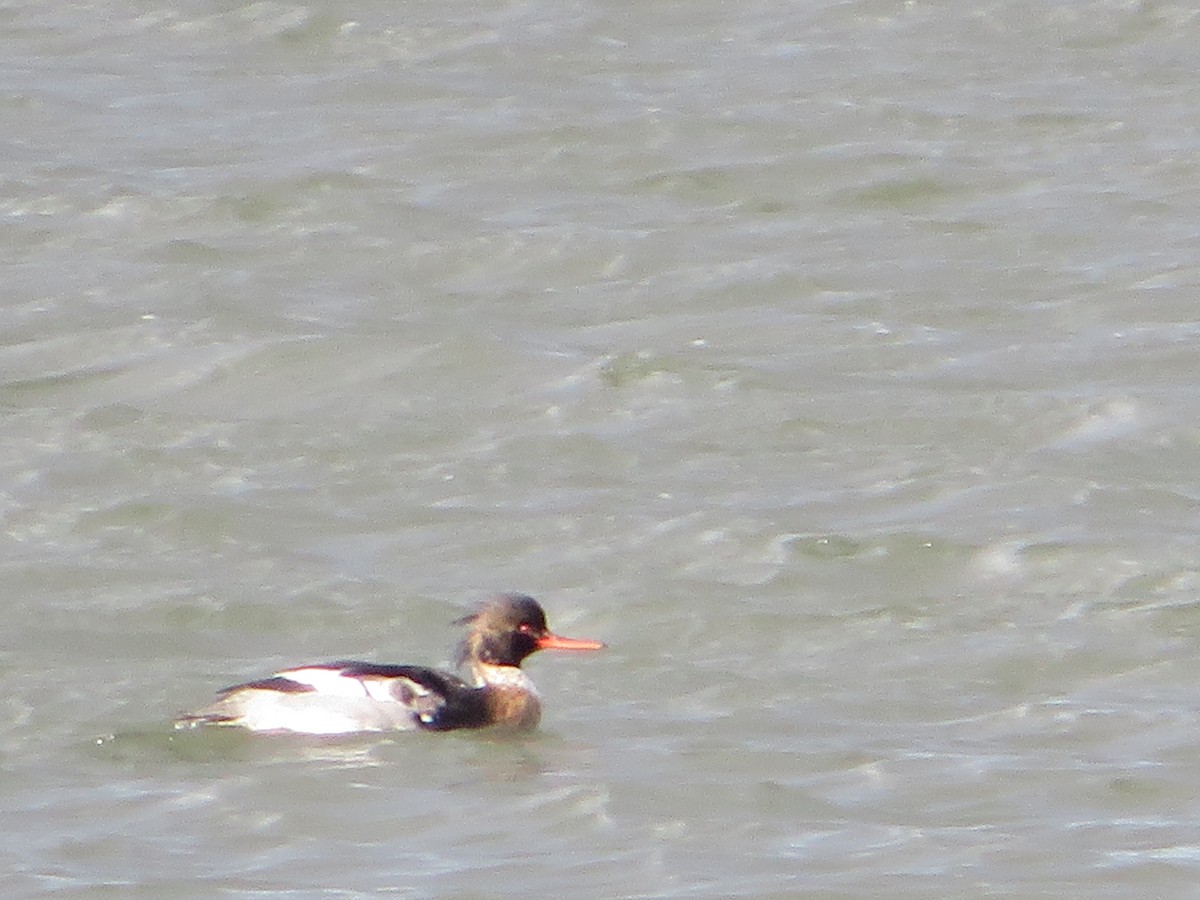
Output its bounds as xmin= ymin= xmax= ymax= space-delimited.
xmin=174 ymin=594 xmax=604 ymax=734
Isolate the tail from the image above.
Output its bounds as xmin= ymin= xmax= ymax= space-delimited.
xmin=172 ymin=710 xmax=238 ymax=729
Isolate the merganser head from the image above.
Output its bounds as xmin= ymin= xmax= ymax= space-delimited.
xmin=455 ymin=594 xmax=605 ymax=668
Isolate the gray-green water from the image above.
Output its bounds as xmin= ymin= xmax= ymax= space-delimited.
xmin=5 ymin=0 xmax=1200 ymax=896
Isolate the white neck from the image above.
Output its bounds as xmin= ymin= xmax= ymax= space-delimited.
xmin=470 ymin=662 xmax=539 ymax=695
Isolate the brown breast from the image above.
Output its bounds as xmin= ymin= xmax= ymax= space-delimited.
xmin=483 ymin=684 xmax=542 ymax=730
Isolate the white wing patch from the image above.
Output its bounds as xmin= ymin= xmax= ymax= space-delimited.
xmin=274 ymin=666 xmax=437 ymax=706
xmin=274 ymin=666 xmax=374 ymax=697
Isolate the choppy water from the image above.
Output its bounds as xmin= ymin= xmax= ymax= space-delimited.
xmin=4 ymin=0 xmax=1200 ymax=896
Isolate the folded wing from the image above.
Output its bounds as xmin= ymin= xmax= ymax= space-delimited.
xmin=175 ymin=661 xmax=486 ymax=734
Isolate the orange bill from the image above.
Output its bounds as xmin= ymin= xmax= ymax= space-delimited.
xmin=536 ymin=633 xmax=606 ymax=651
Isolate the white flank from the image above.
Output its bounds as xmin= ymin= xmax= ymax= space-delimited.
xmin=230 ymin=687 xmax=424 ymax=733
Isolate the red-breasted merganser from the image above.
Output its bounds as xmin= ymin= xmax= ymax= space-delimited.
xmin=174 ymin=594 xmax=604 ymax=734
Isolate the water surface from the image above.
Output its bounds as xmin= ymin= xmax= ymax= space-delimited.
xmin=4 ymin=0 xmax=1200 ymax=896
